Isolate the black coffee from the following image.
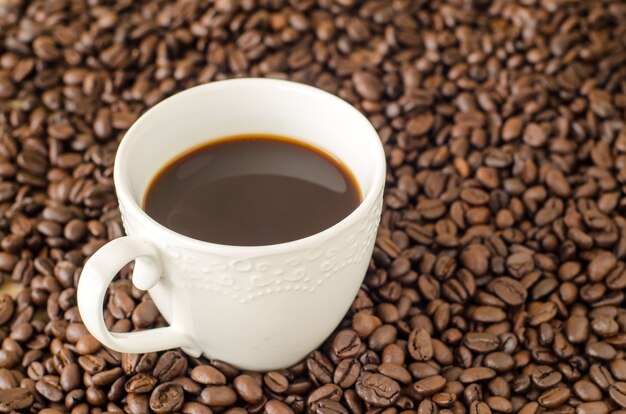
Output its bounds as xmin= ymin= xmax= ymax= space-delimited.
xmin=144 ymin=135 xmax=361 ymax=246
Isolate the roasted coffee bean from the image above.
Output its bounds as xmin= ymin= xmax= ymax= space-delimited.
xmin=486 ymin=396 xmax=511 ymax=413
xmin=567 ymin=316 xmax=590 ymax=344
xmin=413 ymin=375 xmax=447 ymax=396
xmin=0 ymin=295 xmax=14 ymax=325
xmin=416 ymin=199 xmax=446 ymax=220
xmin=368 ymin=325 xmax=397 ymax=351
xmin=591 ymin=317 xmax=619 ymax=337
xmin=610 ymin=382 xmax=626 ymax=408
xmin=150 ymin=382 xmax=184 ymax=414
xmin=355 ymin=373 xmax=400 ymax=407
xmin=172 ymin=377 xmax=202 ymax=395
xmin=78 ymin=355 xmax=105 ymax=374
xmin=132 ymin=300 xmax=159 ymax=328
xmin=36 ymin=376 xmax=64 ymax=402
xmin=0 ymin=387 xmax=33 ymax=411
xmin=65 ymin=389 xmax=85 ymax=410
xmin=483 ymin=352 xmax=514 ymax=372
xmin=200 ymin=386 xmax=237 ymax=407
xmin=459 ymin=368 xmax=496 ymax=384
xmin=75 ymin=334 xmax=100 ymax=355
xmin=334 ymin=359 xmax=361 ymax=388
xmin=612 ymin=360 xmax=626 ymax=381
xmin=352 ymin=71 xmax=383 ymax=101
xmin=531 ymin=366 xmax=562 ymax=389
xmin=181 ymin=401 xmax=213 ymax=414
xmin=264 ymin=371 xmax=289 ymax=394
xmin=191 ymin=365 xmax=226 ymax=386
xmin=126 ymin=392 xmax=150 ymax=414
xmin=574 ymin=379 xmax=603 ymax=402
xmin=153 ymin=351 xmax=187 ymax=382
xmin=135 ymin=352 xmax=158 ymax=374
xmin=407 ymin=113 xmax=434 ymax=137
xmin=60 ymin=363 xmax=81 ymax=392
xmin=265 ymin=399 xmax=294 ymax=414
xmin=417 ymin=399 xmax=437 ymax=414
xmin=0 ymin=369 xmax=17 ymax=390
xmin=352 ymin=312 xmax=382 ymax=338
xmin=590 ymin=364 xmax=614 ymax=390
xmin=469 ymin=401 xmax=491 ymax=414
xmin=409 ymin=363 xmax=440 ymax=380
xmin=287 ymin=378 xmax=312 ymax=395
xmin=307 ymin=351 xmax=334 ymax=384
xmin=310 ymin=398 xmax=348 ymax=414
xmin=307 ymin=383 xmax=342 ymax=410
xmin=331 ymin=330 xmax=361 ymax=359
xmin=464 ymin=333 xmax=499 ymax=353
xmin=588 ymin=252 xmax=617 ymax=282
xmin=125 ymin=374 xmax=158 ymax=393
xmin=85 ymin=386 xmax=107 ymax=405
xmin=576 ymin=402 xmax=609 ymax=414
xmin=488 ymin=277 xmax=527 ymax=306
xmin=538 ymin=386 xmax=571 ymax=408
xmin=283 ymin=394 xmax=305 ymax=412
xmin=233 ymin=374 xmax=263 ymax=404
xmin=66 ymin=323 xmax=89 ymax=344
xmin=408 ymin=328 xmax=433 ymax=361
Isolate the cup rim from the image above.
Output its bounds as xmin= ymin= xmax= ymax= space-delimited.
xmin=114 ymin=78 xmax=386 ymax=255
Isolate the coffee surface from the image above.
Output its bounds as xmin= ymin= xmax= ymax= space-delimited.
xmin=144 ymin=135 xmax=360 ymax=246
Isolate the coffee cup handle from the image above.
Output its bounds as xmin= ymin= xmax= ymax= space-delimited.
xmin=77 ymin=236 xmax=201 ymax=356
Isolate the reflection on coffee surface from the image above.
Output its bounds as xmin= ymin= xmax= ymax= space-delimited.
xmin=144 ymin=135 xmax=361 ymax=246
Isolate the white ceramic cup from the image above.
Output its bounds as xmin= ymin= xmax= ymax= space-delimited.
xmin=77 ymin=78 xmax=386 ymax=371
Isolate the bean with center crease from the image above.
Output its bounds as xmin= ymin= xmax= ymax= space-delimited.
xmin=355 ymin=373 xmax=400 ymax=407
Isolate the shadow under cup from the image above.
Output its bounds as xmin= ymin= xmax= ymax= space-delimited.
xmin=115 ymin=79 xmax=386 ymax=370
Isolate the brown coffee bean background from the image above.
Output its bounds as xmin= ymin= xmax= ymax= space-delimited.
xmin=2 ymin=0 xmax=626 ymax=413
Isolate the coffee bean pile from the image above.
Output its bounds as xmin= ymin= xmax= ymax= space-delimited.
xmin=1 ymin=0 xmax=626 ymax=413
